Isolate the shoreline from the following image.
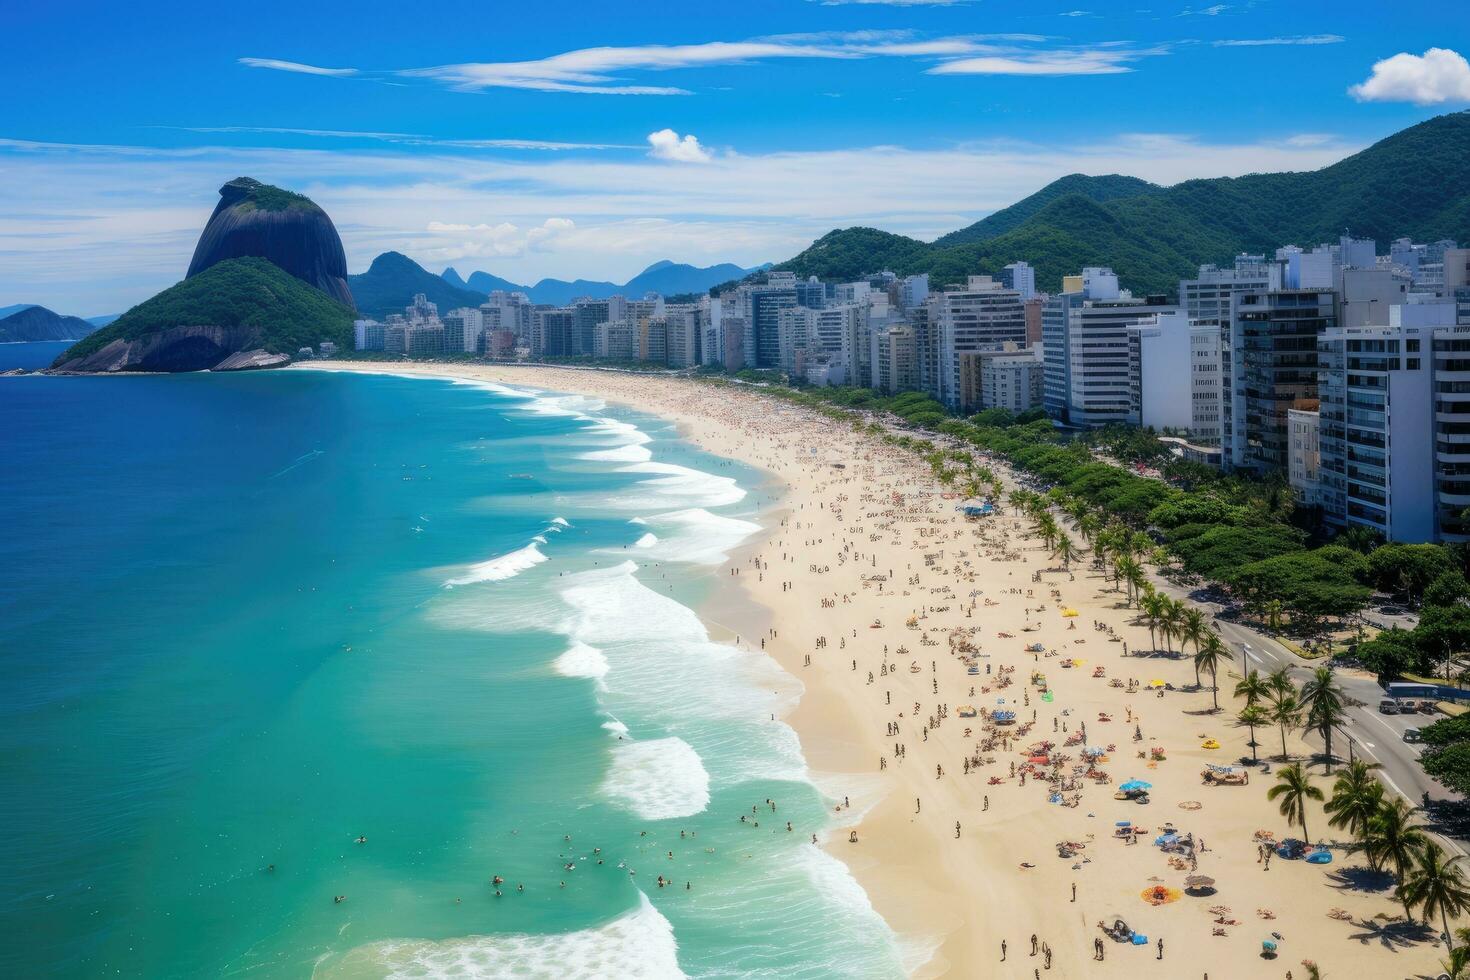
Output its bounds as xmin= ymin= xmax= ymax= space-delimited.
xmin=294 ymin=360 xmax=1445 ymax=979
xmin=295 ymin=360 xmax=951 ymax=973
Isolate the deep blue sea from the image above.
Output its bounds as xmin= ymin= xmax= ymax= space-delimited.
xmin=0 ymin=347 xmax=905 ymax=979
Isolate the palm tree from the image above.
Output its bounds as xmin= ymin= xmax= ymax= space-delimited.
xmin=1036 ymin=514 xmax=1058 ymax=550
xmin=1267 ymin=763 xmax=1324 ymax=844
xmin=1264 ymin=597 xmax=1286 ymax=632
xmin=1181 ymin=609 xmax=1208 ymax=684
xmin=1195 ymin=633 xmax=1225 ymax=710
xmin=1139 ymin=592 xmax=1165 ymax=652
xmin=1235 ymin=669 xmax=1271 ymax=708
xmin=1130 ymin=531 xmax=1154 ymax=561
xmin=1056 ymin=535 xmax=1077 ymax=569
xmin=1269 ymin=690 xmax=1303 ymax=761
xmin=1126 ymin=564 xmax=1148 ymax=605
xmin=1366 ymin=797 xmax=1429 ymax=919
xmin=1399 ymin=841 xmax=1470 ymax=948
xmin=1301 ymin=667 xmax=1347 ymax=774
xmin=1323 ymin=759 xmax=1386 ymax=846
xmin=1112 ymin=556 xmax=1137 ymax=602
xmin=1077 ymin=512 xmax=1101 ymax=546
xmin=1266 ymin=667 xmax=1295 ymax=701
xmin=1442 ymin=945 xmax=1469 ymax=980
xmin=1238 ymin=704 xmax=1269 ymax=763
xmin=1161 ymin=599 xmax=1185 ymax=655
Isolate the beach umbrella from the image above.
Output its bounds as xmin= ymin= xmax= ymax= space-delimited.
xmin=1115 ymin=820 xmax=1133 ymax=827
xmin=1147 ymin=679 xmax=1166 ymax=688
xmin=1184 ymin=875 xmax=1216 ymax=892
xmin=1119 ymin=779 xmax=1152 ymax=792
xmin=1140 ymin=885 xmax=1182 ymax=905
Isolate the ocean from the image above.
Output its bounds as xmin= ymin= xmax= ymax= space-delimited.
xmin=0 ymin=348 xmax=906 ymax=979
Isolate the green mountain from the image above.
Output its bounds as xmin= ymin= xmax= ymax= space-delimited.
xmin=0 ymin=305 xmax=97 ymax=342
xmin=53 ymin=257 xmax=354 ymax=372
xmin=933 ymin=174 xmax=1161 ymax=247
xmin=780 ymin=112 xmax=1470 ymax=295
xmin=349 ymin=251 xmax=486 ymax=318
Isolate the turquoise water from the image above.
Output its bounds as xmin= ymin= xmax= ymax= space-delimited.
xmin=0 ymin=354 xmax=904 ymax=979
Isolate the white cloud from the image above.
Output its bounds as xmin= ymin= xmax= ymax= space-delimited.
xmin=423 ymin=217 xmax=575 ymax=258
xmin=238 ymin=57 xmax=357 ymax=77
xmin=1212 ymin=34 xmax=1344 ymax=47
xmin=0 ymin=133 xmax=1359 ymax=313
xmin=167 ymin=127 xmax=636 ymax=151
xmin=646 ymin=129 xmax=713 ymax=163
xmin=1059 ymin=10 xmax=1093 ymax=16
xmin=1349 ymin=47 xmax=1470 ymax=105
xmin=243 ymin=35 xmax=1169 ymax=95
xmin=400 ymin=41 xmax=860 ymax=95
xmin=928 ymin=47 xmax=1162 ymax=76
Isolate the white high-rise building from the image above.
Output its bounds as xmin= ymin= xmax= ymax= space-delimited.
xmin=1127 ymin=311 xmax=1194 ymax=432
xmin=1317 ymin=320 xmax=1435 ymax=542
xmin=929 ymin=276 xmax=1027 ymax=410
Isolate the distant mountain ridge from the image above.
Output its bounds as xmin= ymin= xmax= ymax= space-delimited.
xmin=0 ymin=305 xmax=98 ymax=343
xmin=779 ymin=111 xmax=1470 ymax=295
xmin=349 ymin=252 xmax=488 ymax=319
xmin=443 ymin=260 xmax=769 ymax=306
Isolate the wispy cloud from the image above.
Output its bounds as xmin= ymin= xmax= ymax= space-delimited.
xmin=1212 ymin=34 xmax=1344 ymax=47
xmin=1179 ymin=3 xmax=1229 ymax=14
xmin=238 ymin=58 xmax=358 ymax=77
xmin=242 ymin=34 xmax=1169 ymax=95
xmin=172 ymin=126 xmax=421 ymax=140
xmin=1350 ymin=47 xmax=1470 ymax=105
xmin=165 ymin=126 xmax=637 ymax=151
xmin=929 ymin=45 xmax=1165 ymax=76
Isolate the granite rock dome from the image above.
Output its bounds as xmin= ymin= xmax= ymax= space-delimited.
xmin=186 ymin=177 xmax=355 ymax=309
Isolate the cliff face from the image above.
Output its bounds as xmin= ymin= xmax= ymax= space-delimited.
xmin=186 ymin=177 xmax=356 ymax=309
xmin=52 ymin=325 xmax=272 ymax=372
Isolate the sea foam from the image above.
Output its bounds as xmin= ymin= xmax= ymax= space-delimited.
xmin=315 ymin=892 xmax=683 ymax=980
xmin=630 ymin=508 xmax=761 ymax=565
xmin=443 ymin=542 xmax=547 ymax=587
xmin=600 ymin=736 xmax=711 ymax=820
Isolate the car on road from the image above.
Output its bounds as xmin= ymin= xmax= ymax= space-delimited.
xmin=1404 ymin=728 xmax=1423 ymax=743
xmin=1379 ymin=698 xmax=1399 ymax=714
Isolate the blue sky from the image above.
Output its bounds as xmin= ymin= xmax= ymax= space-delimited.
xmin=3 ymin=0 xmax=1468 ymax=314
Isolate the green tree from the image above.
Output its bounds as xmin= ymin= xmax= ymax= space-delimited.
xmin=1267 ymin=763 xmax=1324 ymax=844
xmin=1238 ymin=704 xmax=1268 ymax=763
xmin=1367 ymin=543 xmax=1456 ymax=607
xmin=1398 ymin=841 xmax=1470 ymax=948
xmin=1235 ymin=669 xmax=1271 ymax=708
xmin=1366 ymin=797 xmax=1429 ymax=920
xmin=1301 ymin=667 xmax=1347 ymax=773
xmin=1270 ymin=690 xmax=1303 ymax=761
xmin=1056 ymin=535 xmax=1077 ymax=570
xmin=1323 ymin=759 xmax=1385 ymax=853
xmin=1181 ymin=608 xmax=1208 ymax=685
xmin=1195 ymin=632 xmax=1225 ymax=711
xmin=1160 ymin=599 xmax=1184 ymax=655
xmin=1139 ymin=592 xmax=1165 ymax=652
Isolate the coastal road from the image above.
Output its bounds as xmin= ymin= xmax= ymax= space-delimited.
xmin=1173 ymin=597 xmax=1466 ymax=851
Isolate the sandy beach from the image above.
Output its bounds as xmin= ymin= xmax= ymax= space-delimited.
xmin=300 ymin=361 xmax=1447 ymax=979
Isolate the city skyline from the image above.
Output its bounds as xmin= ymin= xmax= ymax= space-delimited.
xmin=4 ymin=0 xmax=1469 ymax=313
